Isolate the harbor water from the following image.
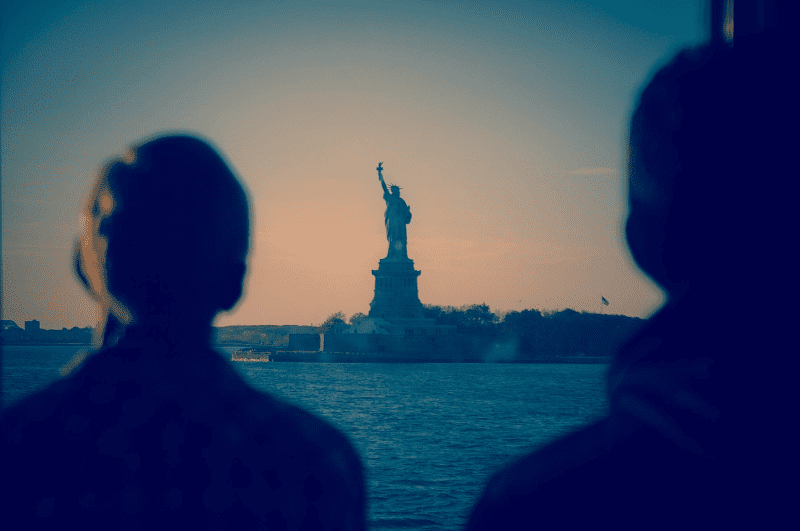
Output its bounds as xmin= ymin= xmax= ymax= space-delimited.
xmin=2 ymin=345 xmax=609 ymax=530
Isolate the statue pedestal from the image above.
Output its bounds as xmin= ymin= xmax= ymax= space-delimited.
xmin=369 ymin=258 xmax=425 ymax=320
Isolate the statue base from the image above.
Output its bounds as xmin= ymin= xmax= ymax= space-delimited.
xmin=369 ymin=257 xmax=425 ymax=321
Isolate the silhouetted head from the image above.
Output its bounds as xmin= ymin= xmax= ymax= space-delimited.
xmin=75 ymin=134 xmax=250 ymax=339
xmin=390 ymin=185 xmax=400 ymax=196
xmin=625 ymin=32 xmax=790 ymax=299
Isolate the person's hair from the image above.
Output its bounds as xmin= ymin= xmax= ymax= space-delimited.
xmin=630 ymin=44 xmax=732 ymax=216
xmin=98 ymin=134 xmax=250 ymax=312
xmin=627 ymin=31 xmax=790 ymax=287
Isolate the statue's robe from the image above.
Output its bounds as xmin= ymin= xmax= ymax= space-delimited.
xmin=383 ymin=192 xmax=411 ymax=259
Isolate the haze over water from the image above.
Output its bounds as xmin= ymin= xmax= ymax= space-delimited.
xmin=2 ymin=1 xmax=706 ymax=329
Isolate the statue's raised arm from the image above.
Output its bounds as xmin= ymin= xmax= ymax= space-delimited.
xmin=377 ymin=162 xmax=389 ymax=195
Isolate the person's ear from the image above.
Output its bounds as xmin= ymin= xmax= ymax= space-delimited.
xmin=217 ymin=261 xmax=247 ymax=311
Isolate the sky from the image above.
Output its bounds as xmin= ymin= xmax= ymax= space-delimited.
xmin=1 ymin=0 xmax=708 ymax=329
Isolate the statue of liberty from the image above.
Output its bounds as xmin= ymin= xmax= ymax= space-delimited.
xmin=376 ymin=162 xmax=412 ymax=260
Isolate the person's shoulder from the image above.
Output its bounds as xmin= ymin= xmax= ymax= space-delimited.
xmin=231 ymin=375 xmax=363 ymax=471
xmin=266 ymin=396 xmax=365 ymax=497
xmin=204 ymin=359 xmax=366 ymax=528
xmin=0 ymin=357 xmax=87 ymax=444
xmin=1 ymin=382 xmax=61 ymax=442
xmin=466 ymin=419 xmax=614 ymax=530
xmin=467 ymin=411 xmax=726 ymax=529
xmin=188 ymin=350 xmax=364 ymax=471
xmin=487 ymin=419 xmax=611 ymax=496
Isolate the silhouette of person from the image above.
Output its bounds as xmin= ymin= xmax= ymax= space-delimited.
xmin=465 ymin=28 xmax=793 ymax=529
xmin=0 ymin=135 xmax=366 ymax=529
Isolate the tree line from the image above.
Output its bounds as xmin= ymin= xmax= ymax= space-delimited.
xmin=1 ymin=307 xmax=644 ymax=357
xmin=320 ymin=304 xmax=646 ymax=359
xmin=425 ymin=304 xmax=644 ymax=358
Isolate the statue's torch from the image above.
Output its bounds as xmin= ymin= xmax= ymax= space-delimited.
xmin=376 ymin=162 xmax=388 ymax=195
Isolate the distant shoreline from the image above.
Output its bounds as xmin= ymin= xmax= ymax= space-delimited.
xmin=230 ymin=350 xmax=611 ymax=364
xmin=2 ymin=342 xmax=92 ymax=347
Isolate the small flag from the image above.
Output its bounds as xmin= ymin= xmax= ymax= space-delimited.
xmin=601 ymin=296 xmax=609 ymax=306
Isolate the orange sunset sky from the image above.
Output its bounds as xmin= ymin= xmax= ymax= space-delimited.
xmin=2 ymin=1 xmax=708 ymax=329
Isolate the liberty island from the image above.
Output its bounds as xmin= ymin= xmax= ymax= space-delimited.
xmin=233 ymin=163 xmax=633 ymax=363
xmin=224 ymin=163 xmax=637 ymax=363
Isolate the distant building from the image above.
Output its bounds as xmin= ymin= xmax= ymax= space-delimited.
xmin=1 ymin=320 xmax=21 ymax=330
xmin=25 ymin=319 xmax=41 ymax=332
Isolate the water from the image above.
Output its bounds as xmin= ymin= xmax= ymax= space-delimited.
xmin=2 ymin=345 xmax=609 ymax=530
